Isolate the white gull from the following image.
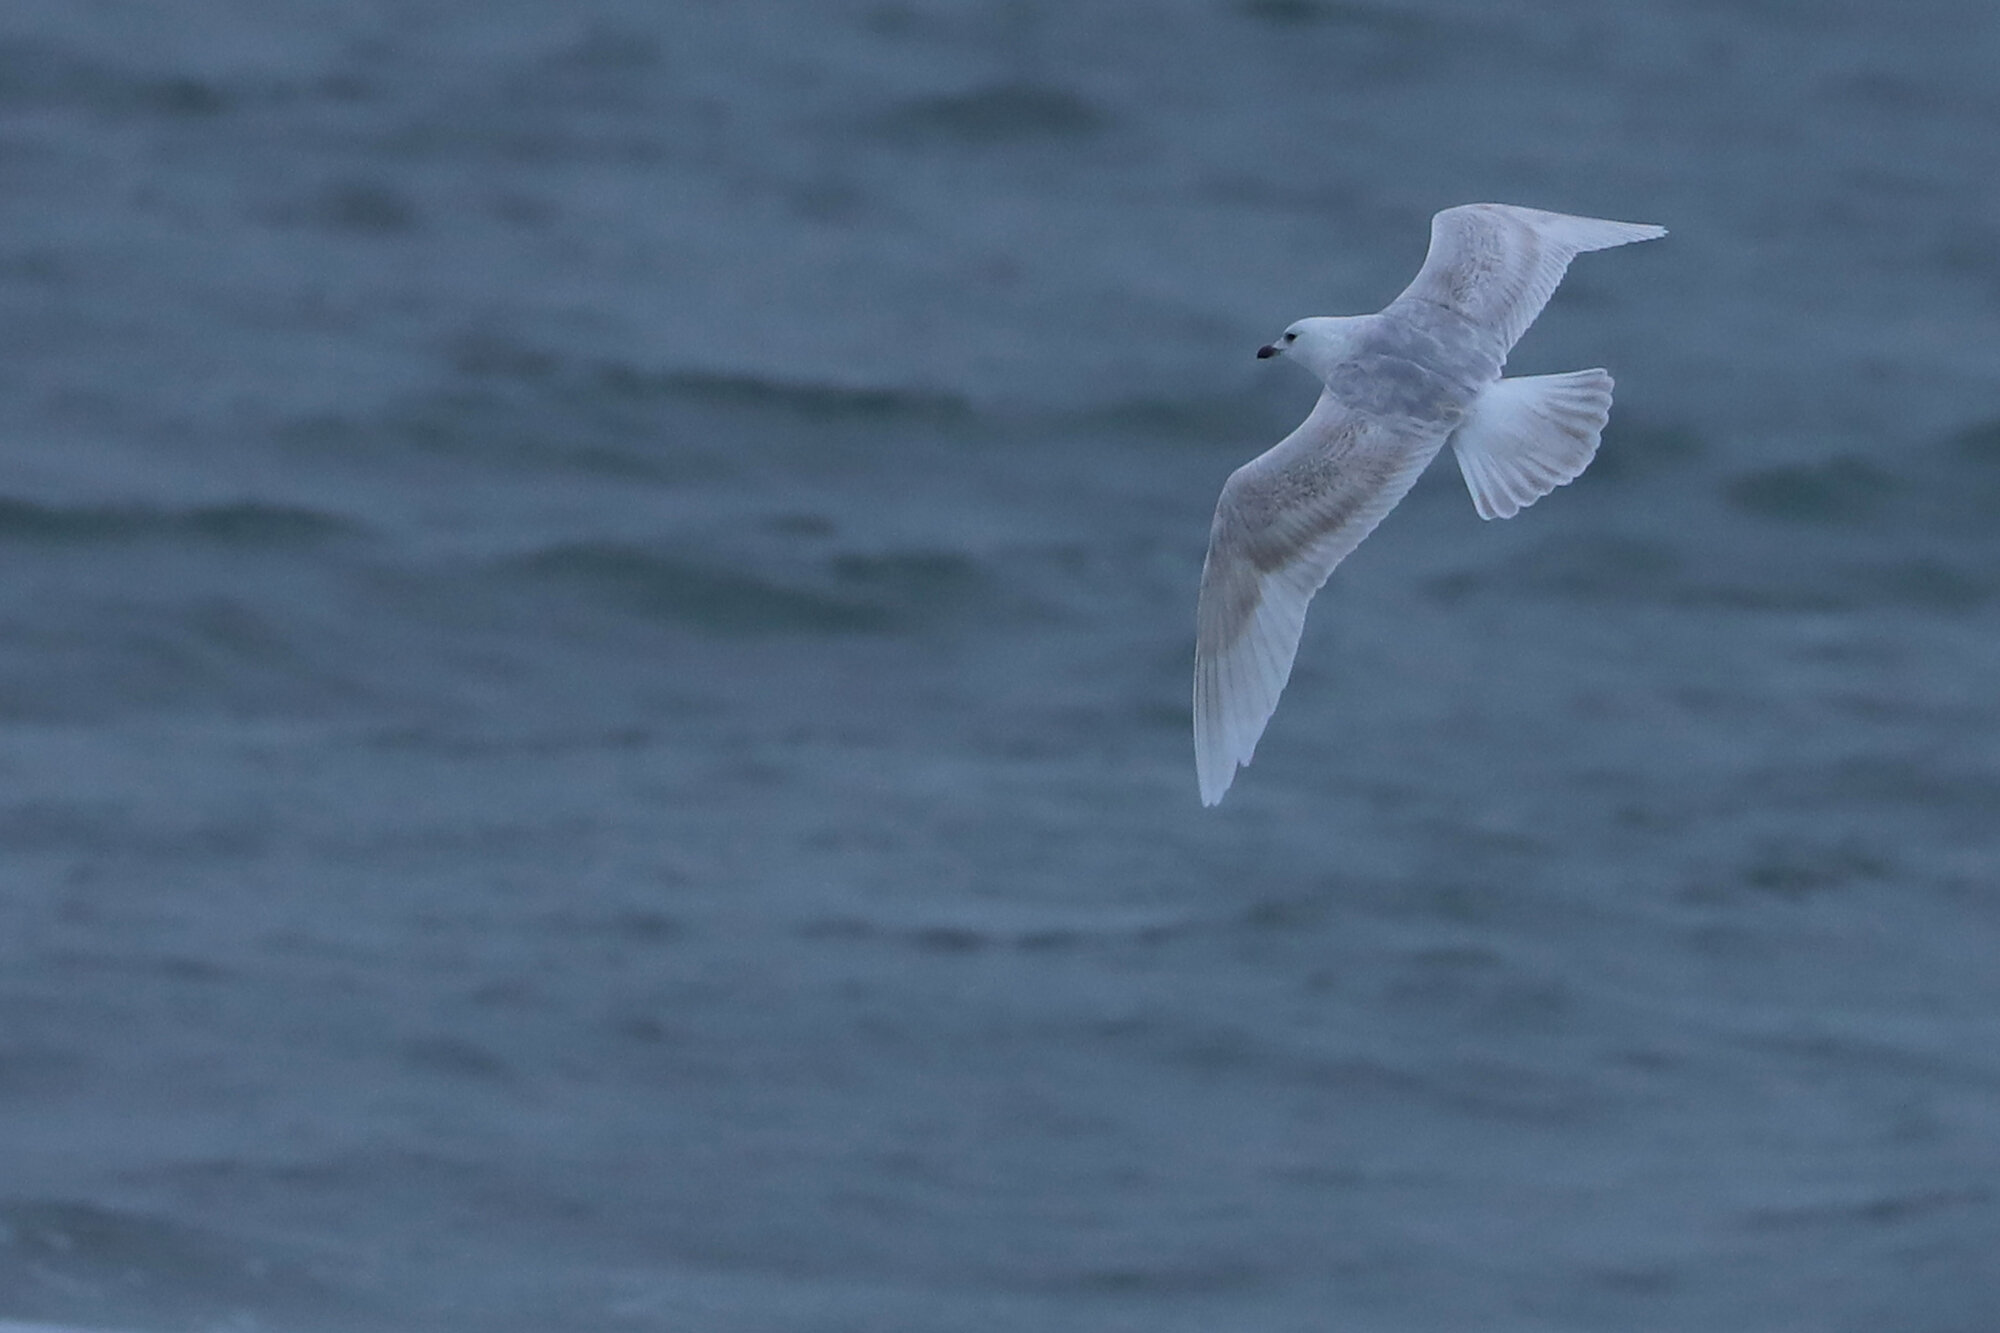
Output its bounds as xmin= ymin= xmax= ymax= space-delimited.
xmin=1194 ymin=203 xmax=1665 ymax=805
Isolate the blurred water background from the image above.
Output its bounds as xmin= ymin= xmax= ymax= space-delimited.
xmin=2 ymin=1 xmax=1999 ymax=1330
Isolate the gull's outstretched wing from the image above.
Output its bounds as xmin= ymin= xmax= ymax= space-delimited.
xmin=1194 ymin=392 xmax=1448 ymax=805
xmin=1389 ymin=204 xmax=1665 ymax=361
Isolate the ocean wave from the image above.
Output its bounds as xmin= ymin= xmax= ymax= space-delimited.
xmin=500 ymin=539 xmax=1049 ymax=637
xmin=506 ymin=543 xmax=900 ymax=634
xmin=0 ymin=1200 xmax=342 ymax=1332
xmin=0 ymin=38 xmax=233 ymax=118
xmin=606 ymin=366 xmax=973 ymax=423
xmin=0 ymin=498 xmax=358 ymax=546
xmin=1057 ymin=389 xmax=1295 ymax=445
xmin=875 ymin=81 xmax=1110 ymax=145
xmin=1725 ymin=456 xmax=1897 ymax=524
xmin=1434 ymin=522 xmax=1994 ymax=615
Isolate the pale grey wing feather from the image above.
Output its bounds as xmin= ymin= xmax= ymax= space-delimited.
xmin=1389 ymin=204 xmax=1665 ymax=360
xmin=1193 ymin=393 xmax=1448 ymax=805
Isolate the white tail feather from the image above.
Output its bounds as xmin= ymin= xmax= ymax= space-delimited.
xmin=1451 ymin=369 xmax=1614 ymax=520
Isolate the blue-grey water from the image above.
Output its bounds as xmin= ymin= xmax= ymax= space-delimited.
xmin=2 ymin=3 xmax=1999 ymax=1331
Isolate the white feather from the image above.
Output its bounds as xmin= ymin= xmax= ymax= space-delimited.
xmin=1451 ymin=369 xmax=1614 ymax=520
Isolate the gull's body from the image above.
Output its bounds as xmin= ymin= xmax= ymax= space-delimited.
xmin=1194 ymin=203 xmax=1665 ymax=805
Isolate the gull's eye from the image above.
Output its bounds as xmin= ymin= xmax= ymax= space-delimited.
xmin=1282 ymin=331 xmax=1297 ymax=343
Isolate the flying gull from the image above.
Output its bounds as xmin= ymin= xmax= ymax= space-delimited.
xmin=1194 ymin=203 xmax=1665 ymax=805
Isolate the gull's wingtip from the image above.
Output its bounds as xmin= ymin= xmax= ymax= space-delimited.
xmin=1554 ymin=213 xmax=1669 ymax=252
xmin=1456 ymin=204 xmax=1667 ymax=251
xmin=1194 ymin=738 xmax=1236 ymax=806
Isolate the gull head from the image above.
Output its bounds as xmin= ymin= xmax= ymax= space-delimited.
xmin=1256 ymin=317 xmax=1361 ymax=378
